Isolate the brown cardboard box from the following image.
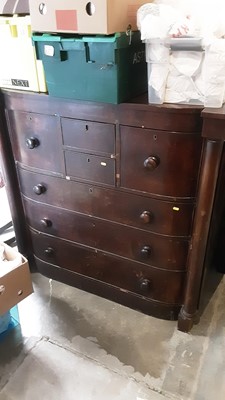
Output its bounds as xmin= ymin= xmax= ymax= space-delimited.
xmin=0 ymin=0 xmax=29 ymax=15
xmin=0 ymin=243 xmax=33 ymax=316
xmin=29 ymin=0 xmax=150 ymax=35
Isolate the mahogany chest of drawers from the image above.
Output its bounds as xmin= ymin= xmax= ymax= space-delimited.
xmin=0 ymin=90 xmax=204 ymax=324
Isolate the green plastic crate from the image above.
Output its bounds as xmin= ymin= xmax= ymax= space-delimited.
xmin=33 ymin=32 xmax=147 ymax=104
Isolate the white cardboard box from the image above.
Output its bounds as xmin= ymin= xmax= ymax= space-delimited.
xmin=0 ymin=15 xmax=47 ymax=92
xmin=29 ymin=0 xmax=150 ymax=35
xmin=0 ymin=242 xmax=33 ymax=316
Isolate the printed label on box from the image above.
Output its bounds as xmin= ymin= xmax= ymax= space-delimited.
xmin=55 ymin=10 xmax=78 ymax=31
xmin=11 ymin=79 xmax=29 ymax=87
xmin=133 ymin=50 xmax=145 ymax=64
xmin=0 ymin=78 xmax=11 ymax=86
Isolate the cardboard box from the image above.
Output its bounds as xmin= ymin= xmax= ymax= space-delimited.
xmin=0 ymin=242 xmax=33 ymax=316
xmin=29 ymin=0 xmax=150 ymax=35
xmin=0 ymin=15 xmax=47 ymax=92
xmin=0 ymin=0 xmax=29 ymax=15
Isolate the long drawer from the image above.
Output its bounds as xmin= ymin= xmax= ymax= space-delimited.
xmin=24 ymin=198 xmax=189 ymax=271
xmin=120 ymin=126 xmax=202 ymax=197
xmin=7 ymin=110 xmax=64 ymax=174
xmin=18 ymin=167 xmax=194 ymax=236
xmin=30 ymin=229 xmax=186 ymax=305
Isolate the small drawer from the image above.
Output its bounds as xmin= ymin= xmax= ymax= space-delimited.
xmin=18 ymin=168 xmax=194 ymax=236
xmin=120 ymin=126 xmax=202 ymax=197
xmin=30 ymin=229 xmax=186 ymax=305
xmin=61 ymin=118 xmax=115 ymax=155
xmin=64 ymin=151 xmax=115 ymax=186
xmin=7 ymin=110 xmax=64 ymax=174
xmin=24 ymin=199 xmax=189 ymax=271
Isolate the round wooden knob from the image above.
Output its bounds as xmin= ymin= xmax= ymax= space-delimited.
xmin=141 ymin=246 xmax=151 ymax=259
xmin=26 ymin=137 xmax=39 ymax=149
xmin=140 ymin=211 xmax=153 ymax=224
xmin=33 ymin=184 xmax=46 ymax=195
xmin=44 ymin=247 xmax=54 ymax=257
xmin=139 ymin=278 xmax=151 ymax=292
xmin=144 ymin=156 xmax=160 ymax=170
xmin=40 ymin=218 xmax=52 ymax=228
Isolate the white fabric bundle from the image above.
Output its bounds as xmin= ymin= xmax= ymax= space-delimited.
xmin=0 ymin=243 xmax=22 ymax=276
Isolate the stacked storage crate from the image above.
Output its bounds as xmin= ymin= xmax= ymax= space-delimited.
xmin=29 ymin=0 xmax=149 ymax=103
xmin=0 ymin=0 xmax=46 ymax=92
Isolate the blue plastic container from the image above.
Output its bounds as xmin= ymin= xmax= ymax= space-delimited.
xmin=0 ymin=306 xmax=20 ymax=340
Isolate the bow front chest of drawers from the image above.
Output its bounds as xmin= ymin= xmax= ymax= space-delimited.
xmin=0 ymin=90 xmax=204 ymax=329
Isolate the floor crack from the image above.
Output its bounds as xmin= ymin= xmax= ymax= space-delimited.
xmin=46 ymin=337 xmax=179 ymax=400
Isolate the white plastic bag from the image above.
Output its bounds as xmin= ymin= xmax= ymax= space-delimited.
xmin=0 ymin=243 xmax=22 ymax=276
xmin=204 ymin=40 xmax=225 ymax=107
xmin=137 ymin=3 xmax=183 ymax=40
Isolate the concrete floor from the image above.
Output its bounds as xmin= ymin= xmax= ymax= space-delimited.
xmin=0 ymin=272 xmax=225 ymax=400
xmin=1 ymin=184 xmax=225 ymax=400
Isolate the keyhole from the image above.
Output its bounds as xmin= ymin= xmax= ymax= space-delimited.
xmin=86 ymin=2 xmax=96 ymax=16
xmin=87 ymin=158 xmax=90 ymax=162
xmin=86 ymin=125 xmax=89 ymax=131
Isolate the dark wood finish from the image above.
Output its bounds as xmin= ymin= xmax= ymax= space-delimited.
xmin=119 ymin=101 xmax=203 ymax=132
xmin=120 ymin=126 xmax=202 ymax=198
xmin=178 ymin=106 xmax=225 ymax=332
xmin=6 ymin=110 xmax=64 ymax=174
xmin=23 ymin=198 xmax=189 ymax=270
xmin=210 ymin=147 xmax=225 ymax=272
xmin=64 ymin=151 xmax=116 ymax=186
xmin=18 ymin=167 xmax=195 ymax=236
xmin=178 ymin=140 xmax=223 ymax=331
xmin=30 ymin=229 xmax=186 ymax=304
xmin=0 ymin=94 xmax=29 ymax=255
xmin=1 ymin=89 xmax=206 ymax=327
xmin=35 ymin=256 xmax=181 ymax=320
xmin=61 ymin=117 xmax=115 ymax=155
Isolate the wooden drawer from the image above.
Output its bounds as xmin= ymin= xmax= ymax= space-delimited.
xmin=24 ymin=199 xmax=189 ymax=271
xmin=30 ymin=229 xmax=186 ymax=305
xmin=64 ymin=151 xmax=115 ymax=186
xmin=118 ymin=103 xmax=202 ymax=132
xmin=7 ymin=110 xmax=64 ymax=174
xmin=18 ymin=167 xmax=194 ymax=236
xmin=120 ymin=126 xmax=202 ymax=197
xmin=61 ymin=118 xmax=115 ymax=155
